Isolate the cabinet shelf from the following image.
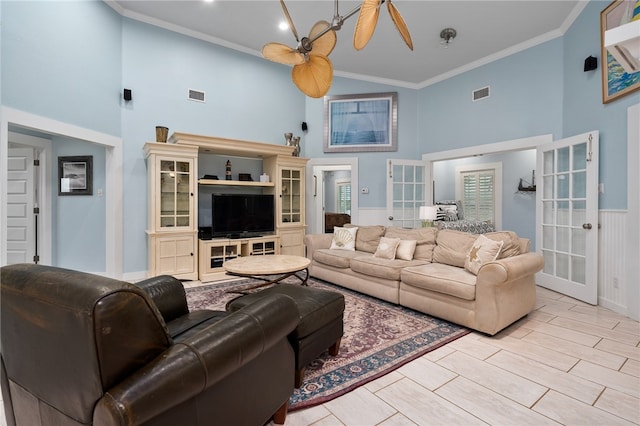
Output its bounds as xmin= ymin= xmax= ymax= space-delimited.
xmin=198 ymin=179 xmax=274 ymax=187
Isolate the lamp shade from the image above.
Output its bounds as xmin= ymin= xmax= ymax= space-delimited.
xmin=419 ymin=206 xmax=438 ymax=221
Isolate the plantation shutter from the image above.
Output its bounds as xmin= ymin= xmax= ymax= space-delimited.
xmin=337 ymin=182 xmax=351 ymax=214
xmin=461 ymin=170 xmax=495 ymax=223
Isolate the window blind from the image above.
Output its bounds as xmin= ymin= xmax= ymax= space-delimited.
xmin=461 ymin=170 xmax=495 ymax=223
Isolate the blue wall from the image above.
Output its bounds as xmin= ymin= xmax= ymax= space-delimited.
xmin=1 ymin=0 xmax=122 ymax=135
xmin=562 ymin=0 xmax=639 ymax=209
xmin=2 ymin=0 xmax=637 ymax=274
xmin=418 ymin=39 xmax=564 ymax=153
xmin=52 ymin=138 xmax=106 ymax=272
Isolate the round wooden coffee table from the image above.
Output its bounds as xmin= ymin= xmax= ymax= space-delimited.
xmin=223 ymin=255 xmax=311 ymax=291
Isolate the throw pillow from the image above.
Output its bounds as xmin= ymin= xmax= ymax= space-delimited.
xmin=373 ymin=237 xmax=401 ymax=259
xmin=330 ymin=226 xmax=358 ymax=251
xmin=395 ymin=240 xmax=417 ymax=260
xmin=464 ymin=234 xmax=504 ymax=275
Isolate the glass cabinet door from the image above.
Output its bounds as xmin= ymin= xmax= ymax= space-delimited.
xmin=281 ymin=168 xmax=301 ymax=224
xmin=159 ymin=159 xmax=192 ymax=228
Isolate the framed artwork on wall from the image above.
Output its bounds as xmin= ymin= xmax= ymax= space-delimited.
xmin=600 ymin=0 xmax=640 ymax=103
xmin=323 ymin=92 xmax=398 ymax=153
xmin=58 ymin=155 xmax=93 ymax=196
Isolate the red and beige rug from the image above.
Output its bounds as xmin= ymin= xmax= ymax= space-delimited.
xmin=185 ymin=277 xmax=470 ymax=411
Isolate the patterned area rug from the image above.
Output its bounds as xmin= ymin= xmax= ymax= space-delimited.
xmin=185 ymin=277 xmax=470 ymax=411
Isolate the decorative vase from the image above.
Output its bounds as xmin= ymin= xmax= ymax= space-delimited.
xmin=291 ymin=136 xmax=301 ymax=157
xmin=155 ymin=126 xmax=169 ymax=143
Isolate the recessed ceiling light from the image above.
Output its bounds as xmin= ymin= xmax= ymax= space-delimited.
xmin=279 ymin=21 xmax=289 ymax=31
xmin=204 ymin=0 xmax=214 ymax=3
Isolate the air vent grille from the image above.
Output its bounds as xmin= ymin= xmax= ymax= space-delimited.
xmin=188 ymin=89 xmax=205 ymax=103
xmin=472 ymin=86 xmax=490 ymax=101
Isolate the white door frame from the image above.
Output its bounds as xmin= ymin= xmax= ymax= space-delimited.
xmin=306 ymin=158 xmax=359 ymax=235
xmin=1 ymin=107 xmax=123 ymax=278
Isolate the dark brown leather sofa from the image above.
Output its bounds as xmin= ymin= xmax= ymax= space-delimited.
xmin=1 ymin=264 xmax=300 ymax=426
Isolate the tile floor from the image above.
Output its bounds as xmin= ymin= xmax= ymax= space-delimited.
xmin=1 ymin=285 xmax=638 ymax=426
xmin=278 ymin=285 xmax=639 ymax=426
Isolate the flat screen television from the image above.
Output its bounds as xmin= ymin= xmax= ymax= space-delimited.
xmin=211 ymin=193 xmax=275 ymax=238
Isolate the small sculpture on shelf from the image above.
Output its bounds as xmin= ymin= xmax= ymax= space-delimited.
xmin=518 ymin=170 xmax=536 ymax=192
xmin=225 ymin=160 xmax=232 ymax=180
xmin=284 ymin=132 xmax=301 ymax=157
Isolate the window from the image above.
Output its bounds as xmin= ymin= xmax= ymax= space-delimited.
xmin=455 ymin=163 xmax=502 ymax=228
xmin=336 ymin=180 xmax=351 ymax=214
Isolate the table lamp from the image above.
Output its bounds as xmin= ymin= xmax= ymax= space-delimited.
xmin=419 ymin=206 xmax=438 ymax=228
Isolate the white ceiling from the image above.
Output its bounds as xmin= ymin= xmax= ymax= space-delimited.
xmin=107 ymin=0 xmax=585 ymax=88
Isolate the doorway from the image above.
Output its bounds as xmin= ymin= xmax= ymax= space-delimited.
xmin=306 ymin=158 xmax=359 ymax=235
xmin=1 ymin=107 xmax=123 ymax=277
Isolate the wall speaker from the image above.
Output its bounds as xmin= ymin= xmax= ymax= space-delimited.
xmin=584 ymin=56 xmax=597 ymax=72
xmin=123 ymin=88 xmax=132 ymax=101
xmin=301 ymin=121 xmax=308 ymax=132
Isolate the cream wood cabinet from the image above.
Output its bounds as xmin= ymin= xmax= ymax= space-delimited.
xmin=144 ymin=142 xmax=199 ymax=280
xmin=264 ymin=156 xmax=308 ymax=256
xmin=198 ymin=235 xmax=279 ymax=282
xmin=145 ymin=132 xmax=308 ymax=281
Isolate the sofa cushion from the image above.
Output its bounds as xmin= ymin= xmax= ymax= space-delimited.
xmin=484 ymin=231 xmax=521 ymax=258
xmin=374 ymin=237 xmax=401 ymax=259
xmin=395 ymin=239 xmax=417 ymax=260
xmin=330 ymin=226 xmax=358 ymax=251
xmin=345 ymin=224 xmax=386 ymax=253
xmin=350 ymin=256 xmax=429 ymax=281
xmin=464 ymin=234 xmax=504 ymax=275
xmin=313 ymin=248 xmax=364 ymax=269
xmin=401 ymin=263 xmax=477 ymax=301
xmin=432 ymin=230 xmax=477 ymax=267
xmin=383 ymin=227 xmax=437 ymax=261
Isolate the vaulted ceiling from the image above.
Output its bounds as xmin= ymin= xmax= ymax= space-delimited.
xmin=108 ymin=1 xmax=584 ymax=88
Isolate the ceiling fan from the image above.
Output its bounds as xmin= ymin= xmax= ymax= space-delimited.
xmin=262 ymin=0 xmax=413 ymax=98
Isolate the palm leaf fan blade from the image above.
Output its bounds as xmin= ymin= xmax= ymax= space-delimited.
xmin=262 ymin=43 xmax=305 ymax=65
xmin=387 ymin=0 xmax=413 ymax=50
xmin=353 ymin=0 xmax=381 ymax=50
xmin=291 ymin=55 xmax=333 ymax=98
xmin=309 ymin=20 xmax=336 ymax=57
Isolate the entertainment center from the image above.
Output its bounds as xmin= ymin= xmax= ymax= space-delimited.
xmin=144 ymin=132 xmax=308 ymax=281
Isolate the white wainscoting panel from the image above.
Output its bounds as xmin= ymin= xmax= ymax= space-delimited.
xmin=598 ymin=210 xmax=626 ymax=314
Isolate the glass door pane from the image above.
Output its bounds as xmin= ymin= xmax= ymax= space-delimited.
xmin=388 ymin=160 xmax=425 ymax=228
xmin=537 ymin=134 xmax=598 ymax=304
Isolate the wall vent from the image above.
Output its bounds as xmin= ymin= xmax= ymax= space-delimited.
xmin=472 ymin=86 xmax=490 ymax=101
xmin=188 ymin=89 xmax=206 ymax=103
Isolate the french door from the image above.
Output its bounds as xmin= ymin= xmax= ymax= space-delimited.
xmin=536 ymin=131 xmax=599 ymax=304
xmin=387 ymin=159 xmax=426 ymax=228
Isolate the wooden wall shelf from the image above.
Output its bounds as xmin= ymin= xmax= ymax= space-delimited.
xmin=198 ymin=179 xmax=275 ymax=187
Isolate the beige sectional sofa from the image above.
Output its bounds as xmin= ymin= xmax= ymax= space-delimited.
xmin=304 ymin=225 xmax=544 ymax=335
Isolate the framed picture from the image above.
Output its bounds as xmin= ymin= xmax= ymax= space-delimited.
xmin=58 ymin=156 xmax=93 ymax=196
xmin=324 ymin=92 xmax=398 ymax=153
xmin=600 ymin=0 xmax=640 ymax=103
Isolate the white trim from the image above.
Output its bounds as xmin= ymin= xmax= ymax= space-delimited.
xmin=1 ymin=107 xmax=123 ymax=278
xmin=627 ymin=103 xmax=640 ymax=320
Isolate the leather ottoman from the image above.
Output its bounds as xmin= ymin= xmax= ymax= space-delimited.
xmin=226 ymin=284 xmax=345 ymax=387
